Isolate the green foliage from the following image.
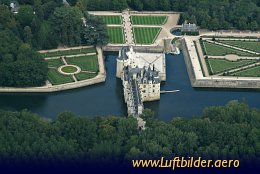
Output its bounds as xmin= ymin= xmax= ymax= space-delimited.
xmin=0 ymin=30 xmax=48 ymax=87
xmin=0 ymin=101 xmax=259 ymax=163
xmin=16 ymin=5 xmax=35 ymax=27
xmin=80 ymin=0 xmax=260 ymax=30
xmin=50 ymin=6 xmax=83 ymax=47
xmin=81 ymin=13 xmax=109 ymax=46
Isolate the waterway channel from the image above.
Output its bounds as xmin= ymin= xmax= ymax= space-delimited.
xmin=0 ymin=52 xmax=259 ymax=121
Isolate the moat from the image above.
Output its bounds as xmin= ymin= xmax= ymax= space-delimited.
xmin=0 ymin=53 xmax=259 ymax=121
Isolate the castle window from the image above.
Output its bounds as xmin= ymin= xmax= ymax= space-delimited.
xmin=153 ymin=85 xmax=155 ymax=87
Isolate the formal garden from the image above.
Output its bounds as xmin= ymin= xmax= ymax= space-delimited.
xmin=197 ymin=37 xmax=260 ymax=77
xmin=43 ymin=48 xmax=99 ymax=85
xmin=97 ymin=14 xmax=168 ymax=45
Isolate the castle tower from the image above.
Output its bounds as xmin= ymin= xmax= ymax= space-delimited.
xmin=116 ymin=47 xmax=130 ymax=78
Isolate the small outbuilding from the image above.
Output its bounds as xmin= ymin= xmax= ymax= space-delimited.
xmin=181 ymin=21 xmax=199 ymax=35
xmin=10 ymin=1 xmax=19 ymax=14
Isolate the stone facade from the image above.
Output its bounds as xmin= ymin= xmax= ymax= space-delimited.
xmin=117 ymin=46 xmax=163 ymax=116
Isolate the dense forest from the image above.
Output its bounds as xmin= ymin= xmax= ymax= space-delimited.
xmin=0 ymin=0 xmax=108 ymax=87
xmin=0 ymin=101 xmax=259 ymax=167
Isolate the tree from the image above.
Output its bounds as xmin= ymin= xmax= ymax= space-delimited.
xmin=23 ymin=26 xmax=32 ymax=45
xmin=16 ymin=5 xmax=35 ymax=27
xmin=33 ymin=0 xmax=44 ymax=20
xmin=250 ymin=21 xmax=258 ymax=31
xmin=0 ymin=30 xmax=48 ymax=87
xmin=50 ymin=6 xmax=83 ymax=46
xmin=81 ymin=13 xmax=109 ymax=46
xmin=238 ymin=16 xmax=248 ymax=30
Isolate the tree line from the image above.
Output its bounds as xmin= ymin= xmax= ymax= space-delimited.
xmin=67 ymin=0 xmax=260 ymax=31
xmin=0 ymin=101 xmax=259 ymax=167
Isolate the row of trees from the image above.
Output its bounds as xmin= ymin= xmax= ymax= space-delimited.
xmin=0 ymin=101 xmax=259 ymax=166
xmin=67 ymin=0 xmax=260 ymax=31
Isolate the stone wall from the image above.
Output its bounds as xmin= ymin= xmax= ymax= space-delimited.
xmin=0 ymin=76 xmax=106 ymax=93
xmin=103 ymin=45 xmax=164 ymax=53
xmin=182 ymin=38 xmax=260 ymax=89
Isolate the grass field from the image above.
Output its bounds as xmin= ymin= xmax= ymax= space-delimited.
xmin=76 ymin=72 xmax=98 ymax=81
xmin=218 ymin=40 xmax=260 ymax=53
xmin=46 ymin=59 xmax=64 ymax=68
xmin=133 ymin=27 xmax=161 ymax=44
xmin=42 ymin=47 xmax=96 ymax=58
xmin=47 ymin=69 xmax=74 ymax=85
xmin=207 ymin=58 xmax=256 ymax=74
xmin=203 ymin=42 xmax=254 ymax=56
xmin=232 ymin=66 xmax=260 ymax=77
xmin=66 ymin=55 xmax=99 ymax=72
xmin=99 ymin=15 xmax=122 ymax=25
xmin=131 ymin=16 xmax=168 ymax=25
xmin=107 ymin=27 xmax=125 ymax=44
xmin=61 ymin=66 xmax=78 ymax=73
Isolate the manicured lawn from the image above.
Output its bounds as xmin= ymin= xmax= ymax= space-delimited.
xmin=203 ymin=42 xmax=254 ymax=56
xmin=61 ymin=66 xmax=78 ymax=73
xmin=99 ymin=15 xmax=122 ymax=25
xmin=65 ymin=55 xmax=99 ymax=72
xmin=107 ymin=27 xmax=125 ymax=44
xmin=75 ymin=72 xmax=97 ymax=81
xmin=42 ymin=47 xmax=96 ymax=58
xmin=131 ymin=16 xmax=168 ymax=25
xmin=46 ymin=59 xmax=64 ymax=68
xmin=207 ymin=58 xmax=257 ymax=74
xmin=47 ymin=69 xmax=74 ymax=85
xmin=218 ymin=40 xmax=260 ymax=53
xmin=133 ymin=27 xmax=161 ymax=44
xmin=232 ymin=66 xmax=260 ymax=77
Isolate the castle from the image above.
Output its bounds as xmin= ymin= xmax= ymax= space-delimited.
xmin=116 ymin=46 xmax=166 ymax=116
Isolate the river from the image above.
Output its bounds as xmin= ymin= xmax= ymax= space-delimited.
xmin=0 ymin=52 xmax=259 ymax=121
